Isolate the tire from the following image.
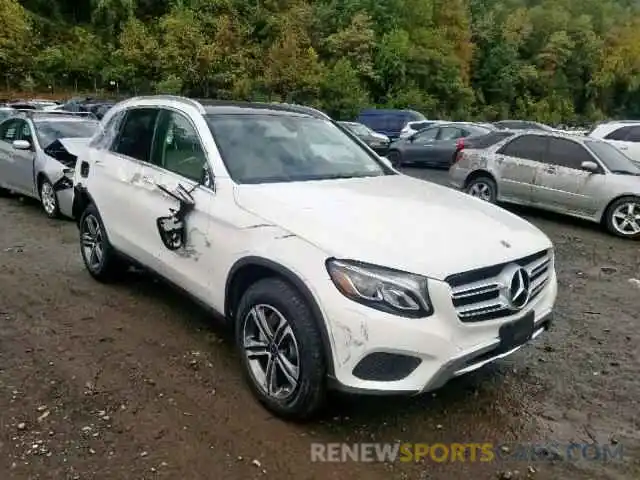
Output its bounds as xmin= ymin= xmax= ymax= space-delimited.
xmin=79 ymin=203 xmax=126 ymax=282
xmin=604 ymin=196 xmax=640 ymax=240
xmin=465 ymin=175 xmax=497 ymax=203
xmin=39 ymin=178 xmax=60 ymax=219
xmin=235 ymin=278 xmax=327 ymax=421
xmin=387 ymin=150 xmax=403 ymax=168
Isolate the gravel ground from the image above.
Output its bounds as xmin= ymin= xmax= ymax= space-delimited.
xmin=0 ymin=168 xmax=638 ymax=480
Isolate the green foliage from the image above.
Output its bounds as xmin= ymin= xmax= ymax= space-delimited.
xmin=3 ymin=0 xmax=640 ymax=122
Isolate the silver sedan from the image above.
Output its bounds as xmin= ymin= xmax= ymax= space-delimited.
xmin=0 ymin=112 xmax=97 ymax=218
xmin=449 ymin=130 xmax=640 ymax=240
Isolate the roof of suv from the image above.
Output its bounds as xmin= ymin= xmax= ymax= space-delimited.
xmin=115 ymin=95 xmax=333 ymax=121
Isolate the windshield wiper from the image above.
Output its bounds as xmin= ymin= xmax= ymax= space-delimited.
xmin=610 ymin=169 xmax=640 ymax=175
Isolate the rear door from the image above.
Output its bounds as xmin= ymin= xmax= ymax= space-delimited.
xmin=83 ymin=107 xmax=160 ymax=263
xmin=494 ymin=134 xmax=547 ymax=203
xmin=531 ymin=137 xmax=603 ymax=216
xmin=429 ymin=126 xmax=465 ymax=165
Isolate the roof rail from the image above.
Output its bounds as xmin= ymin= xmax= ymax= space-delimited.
xmin=12 ymin=109 xmax=98 ymax=120
xmin=122 ymin=95 xmax=207 ymax=113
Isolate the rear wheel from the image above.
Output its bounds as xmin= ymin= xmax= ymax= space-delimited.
xmin=605 ymin=196 xmax=640 ymax=240
xmin=79 ymin=203 xmax=126 ymax=282
xmin=386 ymin=150 xmax=403 ymax=168
xmin=465 ymin=175 xmax=497 ymax=203
xmin=235 ymin=278 xmax=327 ymax=421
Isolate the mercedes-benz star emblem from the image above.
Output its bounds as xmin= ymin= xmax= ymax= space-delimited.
xmin=508 ymin=267 xmax=531 ymax=310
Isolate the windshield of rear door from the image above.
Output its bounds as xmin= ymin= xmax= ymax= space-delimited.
xmin=585 ymin=140 xmax=640 ymax=174
xmin=205 ymin=113 xmax=392 ymax=184
xmin=34 ymin=120 xmax=99 ymax=147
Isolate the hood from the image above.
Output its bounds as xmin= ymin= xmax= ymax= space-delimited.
xmin=234 ymin=175 xmax=552 ymax=280
xmin=43 ymin=137 xmax=91 ymax=168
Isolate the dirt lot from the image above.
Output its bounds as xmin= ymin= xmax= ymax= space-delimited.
xmin=1 ymin=169 xmax=639 ymax=480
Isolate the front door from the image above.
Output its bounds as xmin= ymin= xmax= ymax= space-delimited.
xmin=0 ymin=119 xmax=21 ymax=190
xmin=531 ymin=137 xmax=603 ymax=217
xmin=403 ymin=126 xmax=439 ymax=163
xmin=10 ymin=119 xmax=38 ymax=196
xmin=134 ymin=108 xmax=216 ymax=303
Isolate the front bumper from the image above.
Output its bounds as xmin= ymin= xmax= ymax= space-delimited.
xmin=317 ymin=269 xmax=557 ymax=395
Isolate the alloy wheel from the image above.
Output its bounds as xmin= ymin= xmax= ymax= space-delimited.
xmin=611 ymin=201 xmax=640 ymax=236
xmin=242 ymin=304 xmax=301 ymax=401
xmin=81 ymin=214 xmax=105 ymax=272
xmin=40 ymin=181 xmax=57 ymax=215
xmin=467 ymin=181 xmax=494 ymax=201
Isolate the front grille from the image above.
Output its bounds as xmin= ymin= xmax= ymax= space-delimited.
xmin=447 ymin=249 xmax=552 ymax=323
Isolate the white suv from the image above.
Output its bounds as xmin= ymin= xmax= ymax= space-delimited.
xmin=72 ymin=96 xmax=557 ymax=420
xmin=588 ymin=120 xmax=640 ymax=165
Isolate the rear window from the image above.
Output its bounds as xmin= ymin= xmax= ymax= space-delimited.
xmin=467 ymin=131 xmax=515 ymax=149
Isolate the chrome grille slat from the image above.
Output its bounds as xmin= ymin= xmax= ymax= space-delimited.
xmin=447 ymin=249 xmax=552 ymax=323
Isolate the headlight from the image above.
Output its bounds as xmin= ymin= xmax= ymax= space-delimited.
xmin=326 ymin=259 xmax=433 ymax=318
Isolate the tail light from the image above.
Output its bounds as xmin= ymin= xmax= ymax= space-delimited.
xmin=452 ymin=138 xmax=465 ymax=164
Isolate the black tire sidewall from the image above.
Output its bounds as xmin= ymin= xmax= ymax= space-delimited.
xmin=467 ymin=176 xmax=497 ymax=203
xmin=235 ymin=278 xmax=326 ymax=420
xmin=387 ymin=150 xmax=402 ymax=167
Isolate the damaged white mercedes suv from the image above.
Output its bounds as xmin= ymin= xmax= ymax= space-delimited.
xmin=72 ymin=96 xmax=557 ymax=420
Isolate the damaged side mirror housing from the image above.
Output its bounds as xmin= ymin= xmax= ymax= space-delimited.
xmin=201 ymin=165 xmax=215 ymax=190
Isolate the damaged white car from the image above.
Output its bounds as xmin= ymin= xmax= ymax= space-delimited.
xmin=72 ymin=96 xmax=557 ymax=420
xmin=0 ymin=111 xmax=98 ymax=218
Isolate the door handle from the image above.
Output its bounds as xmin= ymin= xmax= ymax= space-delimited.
xmin=618 ymin=146 xmax=629 ymax=150
xmin=545 ymin=167 xmax=556 ymax=174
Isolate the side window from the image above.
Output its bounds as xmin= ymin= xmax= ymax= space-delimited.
xmin=91 ymin=110 xmax=126 ymax=150
xmin=152 ymin=110 xmax=207 ymax=182
xmin=18 ymin=121 xmax=33 ymax=144
xmin=500 ymin=135 xmax=547 ymax=162
xmin=604 ymin=126 xmax=632 ymax=141
xmin=414 ymin=127 xmax=439 ymax=141
xmin=438 ymin=127 xmax=463 ymax=140
xmin=112 ymin=108 xmax=159 ymax=162
xmin=0 ymin=119 xmax=19 ymax=143
xmin=547 ymin=138 xmax=593 ymax=169
xmin=625 ymin=126 xmax=640 ymax=142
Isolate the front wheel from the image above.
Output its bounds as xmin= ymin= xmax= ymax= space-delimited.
xmin=235 ymin=278 xmax=327 ymax=421
xmin=605 ymin=196 xmax=640 ymax=240
xmin=39 ymin=179 xmax=60 ymax=218
xmin=466 ymin=176 xmax=497 ymax=203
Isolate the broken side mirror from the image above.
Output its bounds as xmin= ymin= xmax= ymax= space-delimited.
xmin=201 ymin=165 xmax=215 ymax=191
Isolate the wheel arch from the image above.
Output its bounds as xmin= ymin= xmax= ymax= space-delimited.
xmin=464 ymin=169 xmax=496 ymax=188
xmin=225 ymin=256 xmax=335 ymax=376
xmin=599 ymin=194 xmax=640 ymax=224
xmin=72 ymin=184 xmax=95 ymax=223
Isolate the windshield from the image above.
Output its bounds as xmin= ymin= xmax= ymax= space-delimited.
xmin=344 ymin=122 xmax=370 ymax=136
xmin=585 ymin=140 xmax=640 ymax=174
xmin=205 ymin=114 xmax=390 ymax=184
xmin=35 ymin=120 xmax=99 ymax=147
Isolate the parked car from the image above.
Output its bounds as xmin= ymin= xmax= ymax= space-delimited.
xmin=0 ymin=111 xmax=98 ymax=218
xmin=450 ymin=131 xmax=640 ymax=239
xmin=493 ymin=120 xmax=554 ymax=131
xmin=338 ymin=121 xmax=390 ymax=154
xmin=387 ymin=122 xmax=494 ymax=168
xmin=587 ymin=120 xmax=640 ymax=166
xmin=72 ymin=95 xmax=556 ymax=419
xmin=356 ymin=109 xmax=426 ymax=139
xmin=399 ymin=120 xmax=444 ymax=139
xmin=0 ymin=107 xmax=14 ymax=123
